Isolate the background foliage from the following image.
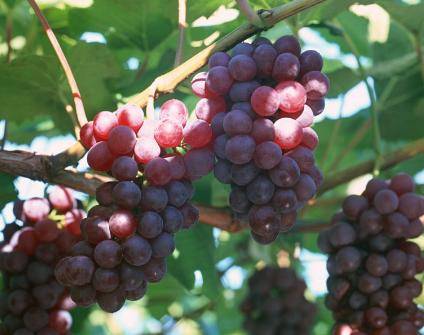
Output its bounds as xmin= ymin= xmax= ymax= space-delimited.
xmin=0 ymin=0 xmax=423 ymax=334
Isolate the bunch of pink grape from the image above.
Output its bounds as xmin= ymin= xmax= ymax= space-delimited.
xmin=0 ymin=186 xmax=84 ymax=334
xmin=61 ymin=103 xmax=203 ymax=313
xmin=191 ymin=35 xmax=327 ymax=244
xmin=80 ymin=102 xmax=213 ymax=183
xmin=318 ymin=173 xmax=423 ymax=335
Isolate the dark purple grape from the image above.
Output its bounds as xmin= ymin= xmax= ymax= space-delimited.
xmin=166 ymin=180 xmax=190 ymax=208
xmin=140 ymin=186 xmax=168 ymax=212
xmin=120 ymin=263 xmax=145 ymax=291
xmin=268 ymin=156 xmax=300 ymax=187
xmin=228 ymin=55 xmax=257 ymax=81
xmin=246 ymin=175 xmax=275 ymax=205
xmin=151 ymin=233 xmax=175 ymax=258
xmin=23 ymin=307 xmax=49 ymax=331
xmin=229 ymin=81 xmax=260 ymax=102
xmin=253 ymin=141 xmax=282 ymax=170
xmin=299 ymin=50 xmax=323 ymax=74
xmin=231 ymin=161 xmax=260 ymax=186
xmin=112 ymin=181 xmax=141 ymax=209
xmin=271 ymin=189 xmax=297 ymax=214
xmin=342 ymin=195 xmax=368 ymax=219
xmin=111 ymin=156 xmax=138 ymax=181
xmin=93 ymin=268 xmax=120 ymax=293
xmin=97 ymin=288 xmax=126 ymax=313
xmin=93 ymin=240 xmax=123 ymax=269
xmin=272 ymin=53 xmax=300 ymax=81
xmin=214 ymin=159 xmax=232 ymax=184
xmin=232 ymin=42 xmax=254 ymax=56
xmin=161 ymin=206 xmax=184 ymax=233
xmin=138 ymin=211 xmax=163 ymax=239
xmin=365 ymin=254 xmax=388 ymax=277
xmin=225 ymin=135 xmax=256 ymax=165
xmin=122 ymin=235 xmax=152 ymax=266
xmin=142 ymin=257 xmax=167 ymax=283
xmin=180 ymin=203 xmax=199 ymax=229
xmin=70 ymin=285 xmax=96 ymax=307
xmin=208 ymin=51 xmax=230 ymax=68
xmin=229 ymin=187 xmax=251 ymax=214
xmin=252 ymin=44 xmax=277 ymax=78
xmin=274 ymin=35 xmax=301 ymax=56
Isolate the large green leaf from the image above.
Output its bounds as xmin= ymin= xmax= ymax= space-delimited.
xmin=377 ymin=0 xmax=424 ymax=33
xmin=0 ymin=173 xmax=17 ymax=209
xmin=169 ymin=224 xmax=221 ymax=301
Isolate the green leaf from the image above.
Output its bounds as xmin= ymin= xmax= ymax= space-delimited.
xmin=326 ymin=66 xmax=361 ymax=98
xmin=0 ymin=173 xmax=17 ymax=209
xmin=168 ymin=224 xmax=221 ymax=301
xmin=377 ymin=0 xmax=424 ymax=33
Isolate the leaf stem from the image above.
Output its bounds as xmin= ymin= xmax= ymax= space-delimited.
xmin=27 ymin=0 xmax=87 ymax=134
xmin=236 ymin=0 xmax=264 ymax=28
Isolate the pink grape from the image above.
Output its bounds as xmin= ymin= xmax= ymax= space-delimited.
xmin=195 ymin=97 xmax=227 ymax=123
xmin=206 ymin=66 xmax=233 ymax=96
xmin=154 ymin=119 xmax=183 ymax=148
xmin=275 ymin=81 xmax=307 ymax=113
xmin=301 ymin=71 xmax=330 ymax=100
xmin=87 ymin=141 xmax=116 ymax=172
xmin=116 ymin=104 xmax=144 ymax=132
xmin=107 ymin=125 xmax=136 ymax=155
xmin=183 ymin=120 xmax=213 ymax=148
xmin=274 ymin=118 xmax=303 ymax=150
xmin=134 ymin=138 xmax=161 ymax=164
xmin=93 ymin=111 xmax=118 ymax=141
xmin=80 ymin=121 xmax=96 ymax=149
xmin=160 ymin=99 xmax=189 ymax=127
xmin=251 ymin=86 xmax=280 ymax=117
xmin=48 ymin=186 xmax=75 ymax=212
xmin=301 ymin=127 xmax=319 ymax=150
xmin=137 ymin=119 xmax=158 ymax=138
xmin=191 ymin=72 xmax=215 ymax=98
xmin=144 ymin=157 xmax=172 ymax=186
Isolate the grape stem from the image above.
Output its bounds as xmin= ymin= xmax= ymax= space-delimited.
xmin=236 ymin=0 xmax=265 ymax=28
xmin=174 ymin=0 xmax=187 ymax=67
xmin=1 ymin=138 xmax=423 ymax=232
xmin=128 ymin=0 xmax=326 ymax=107
xmin=27 ymin=0 xmax=88 ymax=135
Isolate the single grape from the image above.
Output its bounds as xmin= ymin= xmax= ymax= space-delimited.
xmin=180 ymin=203 xmax=199 ymax=229
xmin=365 ymin=254 xmax=388 ymax=277
xmin=112 ymin=181 xmax=141 ymax=209
xmin=398 ymin=192 xmax=424 ymax=220
xmin=229 ymin=187 xmax=251 ymax=214
xmin=253 ymin=141 xmax=282 ymax=170
xmin=286 ymin=146 xmax=315 ymax=173
xmin=228 ymin=55 xmax=257 ymax=81
xmin=23 ymin=307 xmax=49 ymax=331
xmin=384 ymin=212 xmax=408 ymax=239
xmin=301 ymin=127 xmax=319 ymax=150
xmin=389 ymin=173 xmax=415 ymax=195
xmin=225 ymin=135 xmax=256 ymax=165
xmin=151 ymin=232 xmax=175 ymax=258
xmin=301 ymin=71 xmax=330 ymax=100
xmin=141 ymin=257 xmax=167 ymax=283
xmin=213 ymin=134 xmax=228 ymax=159
xmin=299 ymin=50 xmax=323 ymax=74
xmin=120 ymin=263 xmax=145 ymax=291
xmin=248 ymin=205 xmax=279 ymax=237
xmin=208 ymin=51 xmax=231 ymax=68
xmin=140 ymin=186 xmax=168 ymax=212
xmin=93 ymin=111 xmax=118 ymax=141
xmin=246 ymin=175 xmax=275 ymax=205
xmin=159 ymin=99 xmax=188 ymax=127
xmin=272 ymin=53 xmax=300 ymax=81
xmin=80 ymin=121 xmax=97 ymax=149
xmin=165 ymin=180 xmax=190 ymax=207
xmin=206 ymin=66 xmax=233 ymax=96
xmin=111 ymin=156 xmax=138 ymax=181
xmin=306 ymin=98 xmax=325 ymax=116
xmin=48 ymin=310 xmax=72 ymax=334
xmin=69 ymin=285 xmax=96 ymax=307
xmin=274 ymin=35 xmax=301 ymax=56
xmin=232 ymin=42 xmax=254 ymax=56
xmin=107 ymin=125 xmax=136 ymax=155
xmin=183 ymin=119 xmax=213 ymax=148
xmin=268 ymin=156 xmax=300 ymax=188
xmin=97 ymin=288 xmax=126 ymax=313
xmin=328 ymin=222 xmax=357 ymax=248
xmin=22 ymin=198 xmax=50 ymax=223
xmin=211 ymin=112 xmax=226 ymax=136
xmin=126 ymin=280 xmax=147 ymax=301
xmin=251 ymin=118 xmax=275 ymax=143
xmin=272 ymin=189 xmax=297 ymax=213
xmin=94 ymin=240 xmax=123 ymax=268
xmin=252 ymin=44 xmax=277 ymax=78
xmin=81 ymin=217 xmax=111 ymax=245
xmin=109 ymin=209 xmax=137 ymax=239
xmin=70 ymin=240 xmax=93 ymax=257
xmin=275 ymin=81 xmax=306 ymax=113
xmin=161 ymin=206 xmax=184 ymax=233
xmin=87 ymin=141 xmax=116 ymax=172
xmin=231 ymin=102 xmax=257 ymax=119
xmin=144 ymin=157 xmax=172 ymax=186
xmin=252 ymin=36 xmax=272 ymax=47
xmin=138 ymin=211 xmax=163 ymax=239
xmin=154 ymin=119 xmax=183 ymax=148
xmin=183 ymin=148 xmax=214 ymax=180
xmin=274 ymin=118 xmax=303 ymax=150
xmin=134 ymin=137 xmax=161 ymax=164
xmin=250 ymin=86 xmax=280 ymax=117
xmin=373 ymin=189 xmax=399 ymax=215
xmin=342 ymin=195 xmax=369 ymax=220
xmin=335 ymin=246 xmax=361 ymax=273
xmin=223 ymin=109 xmax=253 ymax=135
xmin=116 ymin=104 xmax=144 ymax=132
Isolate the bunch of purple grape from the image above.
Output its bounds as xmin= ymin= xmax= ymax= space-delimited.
xmin=240 ymin=266 xmax=316 ymax=335
xmin=191 ymin=35 xmax=327 ymax=244
xmin=318 ymin=173 xmax=423 ymax=335
xmin=55 ymin=178 xmax=197 ymax=313
xmin=0 ymin=186 xmax=84 ymax=334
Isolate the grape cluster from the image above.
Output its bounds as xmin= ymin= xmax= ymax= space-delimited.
xmin=240 ymin=266 xmax=316 ymax=335
xmin=318 ymin=173 xmax=424 ymax=335
xmin=62 ymin=103 xmax=203 ymax=313
xmin=191 ymin=35 xmax=327 ymax=244
xmin=80 ymin=102 xmax=213 ymax=182
xmin=0 ymin=186 xmax=83 ymax=334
